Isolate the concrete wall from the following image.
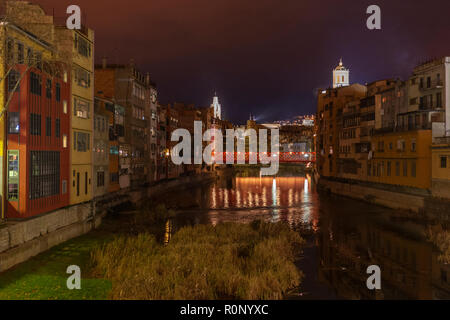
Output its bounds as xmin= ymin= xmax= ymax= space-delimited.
xmin=0 ymin=204 xmax=98 ymax=272
xmin=318 ymin=178 xmax=426 ymax=213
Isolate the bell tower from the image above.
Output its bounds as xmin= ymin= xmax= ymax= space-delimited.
xmin=211 ymin=92 xmax=222 ymax=120
xmin=333 ymin=58 xmax=349 ymax=88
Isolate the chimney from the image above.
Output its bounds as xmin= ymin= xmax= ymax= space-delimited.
xmin=146 ymin=72 xmax=150 ymax=85
xmin=102 ymin=57 xmax=107 ymax=69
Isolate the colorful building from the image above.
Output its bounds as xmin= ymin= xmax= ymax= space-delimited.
xmin=94 ymin=60 xmax=157 ymax=189
xmin=93 ymin=96 xmax=117 ymax=197
xmin=0 ymin=12 xmax=71 ymax=218
xmin=431 ymin=137 xmax=450 ymax=199
xmin=55 ymin=25 xmax=95 ymax=205
xmin=370 ymin=130 xmax=432 ymax=189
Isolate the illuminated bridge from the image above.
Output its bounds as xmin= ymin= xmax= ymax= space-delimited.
xmin=215 ymin=152 xmax=316 ymax=164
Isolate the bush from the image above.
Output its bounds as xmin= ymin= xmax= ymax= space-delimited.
xmin=91 ymin=221 xmax=304 ymax=300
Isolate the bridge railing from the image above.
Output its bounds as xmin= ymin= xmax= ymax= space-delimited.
xmin=212 ymin=152 xmax=316 ymax=163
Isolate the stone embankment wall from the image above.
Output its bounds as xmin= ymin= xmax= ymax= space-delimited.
xmin=317 ymin=177 xmax=450 ymax=220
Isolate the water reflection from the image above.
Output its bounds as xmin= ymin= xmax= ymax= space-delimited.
xmin=164 ymin=174 xmax=450 ymax=300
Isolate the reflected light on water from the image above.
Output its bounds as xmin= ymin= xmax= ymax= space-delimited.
xmin=272 ymin=178 xmax=277 ymax=207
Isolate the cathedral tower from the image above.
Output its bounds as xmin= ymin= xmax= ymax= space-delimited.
xmin=333 ymin=58 xmax=349 ymax=88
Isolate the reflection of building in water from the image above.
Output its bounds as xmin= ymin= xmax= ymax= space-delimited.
xmin=318 ymin=212 xmax=449 ymax=299
xmin=432 ymin=246 xmax=450 ymax=299
xmin=209 ymin=177 xmax=308 ymax=209
xmin=164 ymin=219 xmax=173 ymax=245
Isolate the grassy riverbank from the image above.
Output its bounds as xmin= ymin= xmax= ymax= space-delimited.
xmin=91 ymin=220 xmax=304 ymax=299
xmin=0 ymin=233 xmax=112 ymax=300
xmin=0 ymin=210 xmax=304 ymax=300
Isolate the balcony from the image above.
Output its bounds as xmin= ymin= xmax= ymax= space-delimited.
xmin=434 ymin=136 xmax=450 ymax=145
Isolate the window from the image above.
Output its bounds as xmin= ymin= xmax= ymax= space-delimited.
xmin=110 ymin=173 xmax=119 ymax=183
xmin=7 ymin=150 xmax=19 ymax=201
xmin=367 ymin=162 xmax=371 ymax=176
xmin=8 ymin=70 xmax=20 ymax=92
xmin=75 ymin=34 xmax=91 ymax=57
xmin=76 ymin=172 xmax=80 ymax=196
xmin=46 ymin=79 xmax=52 ymax=99
xmin=30 ymin=72 xmax=41 ymax=95
xmin=110 ymin=146 xmax=119 ymax=155
xmin=34 ymin=52 xmax=42 ymax=70
xmin=55 ymin=119 xmax=60 ymax=138
xmin=396 ymin=161 xmax=400 ymax=176
xmin=62 ymin=180 xmax=67 ymax=194
xmin=85 ymin=172 xmax=88 ymax=195
xmin=30 ymin=151 xmax=60 ymax=200
xmin=403 ymin=160 xmax=408 ymax=177
xmin=437 ymin=92 xmax=443 ymax=108
xmin=8 ymin=112 xmax=19 ymax=134
xmin=56 ymin=83 xmax=61 ymax=102
xmin=97 ymin=171 xmax=105 ymax=187
xmin=30 ymin=113 xmax=41 ymax=136
xmin=74 ymin=98 xmax=90 ymax=118
xmin=74 ymin=131 xmax=90 ymax=152
xmin=441 ymin=156 xmax=448 ymax=169
xmin=411 ymin=139 xmax=416 ymax=152
xmin=411 ymin=160 xmax=416 ymax=178
xmin=6 ymin=39 xmax=14 ymax=62
xmin=387 ymin=161 xmax=391 ymax=176
xmin=74 ymin=67 xmax=91 ymax=88
xmin=63 ymin=134 xmax=68 ymax=148
xmin=26 ymin=47 xmax=33 ymax=65
xmin=397 ymin=139 xmax=405 ymax=152
xmin=426 ymin=76 xmax=431 ymax=88
xmin=63 ymin=100 xmax=68 ymax=114
xmin=46 ymin=117 xmax=51 ymax=136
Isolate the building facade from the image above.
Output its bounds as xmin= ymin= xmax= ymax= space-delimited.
xmin=0 ymin=3 xmax=71 ymax=218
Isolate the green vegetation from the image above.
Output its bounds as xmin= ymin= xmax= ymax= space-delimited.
xmin=0 ymin=204 xmax=304 ymax=300
xmin=91 ymin=220 xmax=304 ymax=300
xmin=0 ymin=234 xmax=112 ymax=300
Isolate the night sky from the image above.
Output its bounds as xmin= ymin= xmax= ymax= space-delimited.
xmin=37 ymin=0 xmax=450 ymax=124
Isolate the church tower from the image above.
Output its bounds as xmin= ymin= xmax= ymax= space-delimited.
xmin=332 ymin=58 xmax=349 ymax=88
xmin=211 ymin=93 xmax=222 ymax=120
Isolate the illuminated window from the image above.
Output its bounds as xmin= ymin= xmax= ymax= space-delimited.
xmin=74 ymin=98 xmax=90 ymax=118
xmin=7 ymin=150 xmax=19 ymax=201
xmin=30 ymin=151 xmax=60 ymax=199
xmin=8 ymin=112 xmax=20 ymax=134
xmin=63 ymin=134 xmax=68 ymax=148
xmin=63 ymin=100 xmax=68 ymax=114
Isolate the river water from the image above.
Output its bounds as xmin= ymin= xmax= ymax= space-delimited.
xmin=160 ymin=173 xmax=450 ymax=300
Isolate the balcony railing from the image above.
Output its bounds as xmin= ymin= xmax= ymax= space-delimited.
xmin=434 ymin=136 xmax=450 ymax=145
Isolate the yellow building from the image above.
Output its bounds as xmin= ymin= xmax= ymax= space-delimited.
xmin=316 ymin=83 xmax=367 ymax=178
xmin=55 ymin=26 xmax=95 ymax=204
xmin=369 ymin=130 xmax=432 ymax=189
xmin=431 ymin=138 xmax=450 ymax=199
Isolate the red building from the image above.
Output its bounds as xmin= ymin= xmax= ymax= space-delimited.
xmin=6 ymin=63 xmax=71 ymax=219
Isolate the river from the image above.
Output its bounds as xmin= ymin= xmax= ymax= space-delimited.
xmin=157 ymin=172 xmax=450 ymax=300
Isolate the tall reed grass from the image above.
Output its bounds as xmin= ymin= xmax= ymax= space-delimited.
xmin=91 ymin=220 xmax=304 ymax=299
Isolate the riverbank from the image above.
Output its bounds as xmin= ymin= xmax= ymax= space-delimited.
xmin=317 ymin=176 xmax=450 ymax=221
xmin=0 ymin=172 xmax=217 ymax=273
